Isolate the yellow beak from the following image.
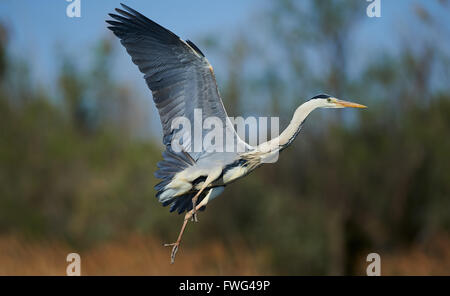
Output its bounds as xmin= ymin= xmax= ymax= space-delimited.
xmin=334 ymin=99 xmax=367 ymax=108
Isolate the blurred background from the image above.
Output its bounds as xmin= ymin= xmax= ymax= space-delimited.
xmin=0 ymin=0 xmax=449 ymax=275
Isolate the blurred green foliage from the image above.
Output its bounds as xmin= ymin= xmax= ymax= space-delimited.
xmin=0 ymin=0 xmax=449 ymax=275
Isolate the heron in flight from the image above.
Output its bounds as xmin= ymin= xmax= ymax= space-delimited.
xmin=107 ymin=4 xmax=366 ymax=263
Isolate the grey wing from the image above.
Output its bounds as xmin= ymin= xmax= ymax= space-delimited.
xmin=107 ymin=4 xmax=249 ymax=161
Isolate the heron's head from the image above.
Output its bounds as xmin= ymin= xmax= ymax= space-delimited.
xmin=311 ymin=94 xmax=367 ymax=109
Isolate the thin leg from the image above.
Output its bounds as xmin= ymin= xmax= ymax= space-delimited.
xmin=163 ymin=189 xmax=214 ymax=264
xmin=164 ymin=213 xmax=190 ymax=264
xmin=190 ymin=169 xmax=222 ymax=223
xmin=190 ymin=185 xmax=208 ymax=222
xmin=191 ymin=191 xmax=202 ymax=222
xmin=185 ymin=189 xmax=213 ymax=221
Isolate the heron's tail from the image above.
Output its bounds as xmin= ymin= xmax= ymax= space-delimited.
xmin=161 ymin=191 xmax=208 ymax=214
xmin=154 ymin=149 xmax=199 ymax=213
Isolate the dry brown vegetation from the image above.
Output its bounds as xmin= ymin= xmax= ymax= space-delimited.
xmin=380 ymin=235 xmax=450 ymax=276
xmin=351 ymin=234 xmax=450 ymax=276
xmin=1 ymin=234 xmax=449 ymax=275
xmin=0 ymin=235 xmax=269 ymax=275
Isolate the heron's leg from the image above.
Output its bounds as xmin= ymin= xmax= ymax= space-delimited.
xmin=190 ymin=172 xmax=220 ymax=222
xmin=164 ymin=212 xmax=190 ymax=264
xmin=185 ymin=189 xmax=213 ymax=221
xmin=163 ymin=188 xmax=214 ymax=263
xmin=191 ymin=194 xmax=200 ymax=222
xmin=164 ymin=187 xmax=222 ymax=264
xmin=191 ymin=186 xmax=211 ymax=222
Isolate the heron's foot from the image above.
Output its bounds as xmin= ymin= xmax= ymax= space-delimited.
xmin=191 ymin=210 xmax=198 ymax=222
xmin=191 ymin=200 xmax=199 ymax=222
xmin=164 ymin=242 xmax=180 ymax=264
xmin=185 ymin=209 xmax=198 ymax=223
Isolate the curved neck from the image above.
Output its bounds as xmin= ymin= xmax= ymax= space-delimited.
xmin=279 ymin=99 xmax=322 ymax=146
xmin=256 ymin=99 xmax=322 ymax=152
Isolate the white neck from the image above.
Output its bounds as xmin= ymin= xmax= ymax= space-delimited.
xmin=256 ymin=99 xmax=323 ymax=152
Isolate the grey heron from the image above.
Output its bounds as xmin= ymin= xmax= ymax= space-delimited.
xmin=106 ymin=3 xmax=366 ymax=263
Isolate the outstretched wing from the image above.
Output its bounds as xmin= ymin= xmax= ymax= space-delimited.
xmin=107 ymin=4 xmax=248 ymax=161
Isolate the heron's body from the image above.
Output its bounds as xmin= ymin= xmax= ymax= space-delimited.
xmin=107 ymin=4 xmax=366 ymax=263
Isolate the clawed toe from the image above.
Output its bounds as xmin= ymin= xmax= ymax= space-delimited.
xmin=191 ymin=211 xmax=198 ymax=222
xmin=164 ymin=242 xmax=179 ymax=264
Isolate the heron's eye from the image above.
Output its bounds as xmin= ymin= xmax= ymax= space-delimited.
xmin=327 ymin=98 xmax=331 ymax=103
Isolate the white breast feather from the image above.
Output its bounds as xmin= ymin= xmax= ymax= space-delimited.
xmin=223 ymin=166 xmax=248 ymax=184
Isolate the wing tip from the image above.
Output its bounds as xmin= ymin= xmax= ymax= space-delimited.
xmin=185 ymin=40 xmax=205 ymax=58
xmin=120 ymin=3 xmax=131 ymax=11
xmin=114 ymin=7 xmax=126 ymax=16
